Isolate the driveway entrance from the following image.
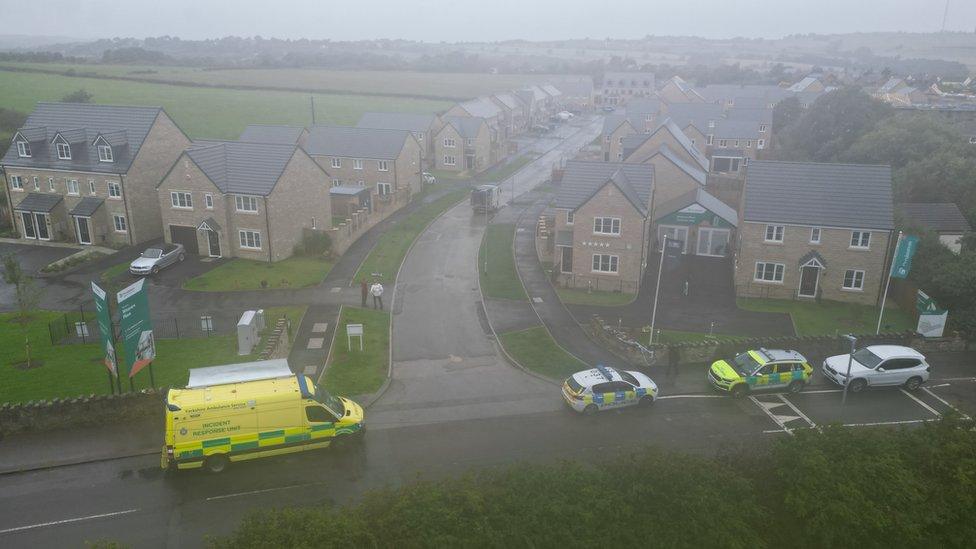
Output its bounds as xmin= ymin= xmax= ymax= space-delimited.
xmin=169 ymin=225 xmax=198 ymax=255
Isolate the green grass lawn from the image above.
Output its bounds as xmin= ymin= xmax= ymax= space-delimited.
xmin=479 ymin=224 xmax=527 ymax=301
xmin=0 ymin=69 xmax=449 ymax=140
xmin=100 ymin=261 xmax=131 ymax=285
xmin=556 ymin=288 xmax=636 ymax=306
xmin=736 ymin=297 xmax=914 ymax=336
xmin=183 ymin=256 xmax=333 ymax=291
xmin=320 ymin=307 xmax=390 ymax=396
xmin=0 ymin=311 xmax=248 ymax=403
xmin=498 ymin=326 xmax=588 ymax=380
xmin=354 ymin=187 xmax=468 ymax=285
xmin=655 ymin=329 xmax=741 ymax=344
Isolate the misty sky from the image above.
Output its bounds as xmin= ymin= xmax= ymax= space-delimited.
xmin=4 ymin=0 xmax=976 ymax=42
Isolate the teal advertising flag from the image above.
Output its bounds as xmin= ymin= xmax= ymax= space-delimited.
xmin=91 ymin=281 xmax=117 ymax=376
xmin=890 ymin=235 xmax=919 ymax=279
xmin=117 ymin=278 xmax=155 ymax=378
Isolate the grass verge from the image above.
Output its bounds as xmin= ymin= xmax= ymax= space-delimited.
xmin=556 ymin=287 xmax=636 ymax=306
xmin=183 ymin=256 xmax=333 ymax=291
xmin=498 ymin=326 xmax=587 ymax=380
xmin=100 ymin=261 xmax=131 ymax=285
xmin=321 ymin=306 xmax=390 ymax=396
xmin=480 ymin=155 xmax=536 ymax=182
xmin=354 ymin=187 xmax=468 ymax=285
xmin=479 ymin=224 xmax=527 ymax=301
xmin=736 ymin=297 xmax=913 ymax=336
xmin=655 ymin=329 xmax=741 ymax=344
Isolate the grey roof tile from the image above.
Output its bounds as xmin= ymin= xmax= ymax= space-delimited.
xmin=899 ymin=203 xmax=972 ymax=233
xmin=625 ymin=118 xmax=709 ymax=171
xmin=305 ymin=125 xmax=411 ymax=160
xmin=661 ymin=103 xmax=724 ymax=130
xmin=554 ymin=161 xmax=654 ymax=215
xmin=654 ymin=187 xmax=737 ymax=227
xmin=443 ymin=116 xmax=486 ymax=139
xmin=655 ymin=144 xmax=707 ymax=185
xmin=457 ymin=97 xmax=502 ymax=119
xmin=13 ymin=192 xmax=63 ymax=212
xmin=186 ymin=141 xmax=301 ymax=196
xmin=356 ymin=112 xmax=438 ymax=133
xmin=712 ymin=118 xmax=761 ymax=139
xmin=238 ymin=124 xmax=306 ymax=145
xmin=69 ymin=196 xmax=104 ymax=217
xmin=744 ymin=161 xmax=894 ymax=230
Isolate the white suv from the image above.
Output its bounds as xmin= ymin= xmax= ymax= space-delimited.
xmin=822 ymin=345 xmax=930 ymax=393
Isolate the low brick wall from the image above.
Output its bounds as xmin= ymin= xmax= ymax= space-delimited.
xmin=0 ymin=390 xmax=165 ymax=437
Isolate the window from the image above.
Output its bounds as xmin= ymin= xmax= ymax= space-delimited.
xmin=56 ymin=142 xmax=71 ymax=160
xmin=757 ymin=139 xmax=766 ymax=149
xmin=810 ymin=227 xmax=821 ymax=244
xmin=971 ymin=137 xmax=976 ymax=144
xmin=746 ymin=140 xmax=753 ymax=148
xmin=112 ymin=214 xmax=127 ymax=233
xmin=708 ymin=120 xmax=715 ymax=129
xmin=48 ymin=177 xmax=55 ymax=192
xmin=754 ymin=262 xmax=785 ymax=283
xmin=239 ymin=230 xmax=261 ymax=250
xmin=759 ymin=124 xmax=768 ymax=133
xmin=617 ymin=136 xmax=624 ymax=145
xmin=604 ymin=135 xmax=610 ymax=143
xmin=67 ymin=179 xmax=79 ymax=195
xmin=353 ymin=159 xmax=363 ymax=170
xmin=718 ymin=139 xmax=728 ymax=147
xmin=205 ymin=193 xmax=214 ymax=209
xmin=75 ymin=322 xmax=89 ymax=338
xmin=706 ymin=135 xmax=714 ymax=145
xmin=97 ymin=145 xmax=113 ymax=162
xmin=712 ymin=157 xmax=741 ymax=173
xmin=592 ymin=254 xmax=619 ymax=273
xmin=443 ymin=155 xmax=456 ymax=166
xmin=33 ymin=176 xmax=40 ymax=191
xmin=306 ymin=405 xmax=333 ymax=423
xmin=444 ymin=137 xmax=456 ymax=148
xmin=377 ymin=182 xmax=392 ymax=196
xmin=107 ymin=181 xmax=121 ymax=199
xmin=851 ymin=231 xmax=871 ymax=249
xmin=200 ymin=316 xmax=214 ymax=332
xmin=764 ymin=225 xmax=785 ymax=243
xmin=16 ymin=141 xmax=30 ymax=157
xmin=235 ymin=195 xmax=258 ymax=213
xmin=357 ymin=180 xmax=365 ymax=186
xmin=843 ymin=269 xmax=865 ymax=290
xmin=465 ymin=138 xmax=473 ymax=147
xmin=418 ymin=132 xmax=425 ymax=140
xmin=378 ymin=160 xmax=389 ymax=172
xmin=332 ymin=179 xmax=341 ymax=187
xmin=593 ymin=217 xmax=621 ymax=235
xmin=171 ymin=191 xmax=192 ymax=209
xmin=331 ymin=157 xmax=341 ymax=169
xmin=566 ymin=211 xmax=574 ymax=224
xmin=10 ymin=175 xmax=23 ymax=190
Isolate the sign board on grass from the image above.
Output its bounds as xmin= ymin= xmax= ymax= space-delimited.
xmin=91 ymin=281 xmax=117 ymax=375
xmin=117 ymin=278 xmax=155 ymax=378
xmin=916 ymin=290 xmax=948 ymax=338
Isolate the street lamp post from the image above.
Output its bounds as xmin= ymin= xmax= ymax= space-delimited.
xmin=649 ymin=234 xmax=668 ymax=346
xmin=841 ymin=334 xmax=857 ymax=407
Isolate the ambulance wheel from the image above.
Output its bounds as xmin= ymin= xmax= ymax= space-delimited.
xmin=787 ymin=381 xmax=804 ymax=394
xmin=639 ymin=396 xmax=655 ymax=408
xmin=730 ymin=384 xmax=749 ymax=399
xmin=582 ymin=404 xmax=598 ymax=416
xmin=204 ymin=454 xmax=229 ymax=474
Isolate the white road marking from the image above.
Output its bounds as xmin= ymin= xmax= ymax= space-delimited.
xmin=0 ymin=509 xmax=139 ymax=535
xmin=206 ymin=482 xmax=328 ymax=501
xmin=935 ymin=377 xmax=976 ymax=382
xmin=801 ymin=388 xmax=844 ymax=394
xmin=842 ymin=419 xmax=936 ymax=427
xmin=656 ymin=394 xmax=725 ymax=400
xmin=921 ymin=387 xmax=971 ymax=419
xmin=900 ymin=388 xmax=942 ymax=417
xmin=749 ymin=396 xmax=792 ymax=435
xmin=777 ymin=394 xmax=817 ymax=428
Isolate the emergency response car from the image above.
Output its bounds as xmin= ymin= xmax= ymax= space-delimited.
xmin=562 ymin=365 xmax=658 ymax=414
xmin=708 ymin=348 xmax=812 ymax=398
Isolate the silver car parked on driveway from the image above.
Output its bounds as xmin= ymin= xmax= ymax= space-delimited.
xmin=822 ymin=345 xmax=930 ymax=393
xmin=129 ymin=243 xmax=185 ymax=276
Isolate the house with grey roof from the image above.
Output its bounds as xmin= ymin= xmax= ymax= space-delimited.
xmin=660 ymin=102 xmax=725 ymax=148
xmin=696 ymin=84 xmax=792 ymax=109
xmin=899 ymin=202 xmax=971 ymax=254
xmin=433 ymin=116 xmax=491 ymax=173
xmin=238 ymin=124 xmax=308 ymax=146
xmin=550 ymin=161 xmax=655 ymax=293
xmin=598 ymin=72 xmax=656 ymax=106
xmin=356 ymin=112 xmax=442 ymax=161
xmin=305 ymin=125 xmax=423 ymax=211
xmin=489 ymin=92 xmax=527 ymax=138
xmin=736 ymin=161 xmax=895 ymax=304
xmin=622 ymin=118 xmax=710 ymax=173
xmin=157 ymin=141 xmax=331 ymax=262
xmin=653 ymin=186 xmax=738 ymax=258
xmin=658 ymin=76 xmax=705 ymax=104
xmin=551 ymin=76 xmax=595 ymax=110
xmin=2 ymin=102 xmax=191 ymax=247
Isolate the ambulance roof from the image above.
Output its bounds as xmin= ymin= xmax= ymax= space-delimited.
xmin=186 ymin=359 xmax=292 ymax=388
xmin=168 ymin=376 xmax=303 ymax=410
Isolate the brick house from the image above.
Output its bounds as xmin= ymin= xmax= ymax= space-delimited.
xmin=735 ymin=161 xmax=895 ymax=305
xmin=602 ymin=114 xmax=638 ymax=162
xmin=622 ymin=119 xmax=710 ymax=174
xmin=707 ymin=118 xmax=765 ymax=167
xmin=658 ymin=76 xmax=706 ymax=103
xmin=898 ymin=202 xmax=971 ymax=254
xmin=305 ymin=125 xmax=422 ymax=211
xmin=433 ymin=116 xmax=491 ymax=173
xmin=157 ymin=141 xmax=330 ymax=262
xmin=540 ymin=84 xmax=564 ymax=110
xmin=659 ymin=102 xmax=725 ymax=152
xmin=598 ymin=72 xmax=656 ymax=106
xmin=356 ymin=112 xmax=442 ymax=165
xmin=238 ymin=124 xmax=309 ymax=146
xmin=489 ymin=92 xmax=527 ymax=138
xmin=2 ymin=103 xmax=191 ymax=246
xmin=551 ymin=161 xmax=655 ymax=293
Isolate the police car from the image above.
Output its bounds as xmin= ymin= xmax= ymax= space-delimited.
xmin=708 ymin=348 xmax=812 ymax=398
xmin=562 ymin=365 xmax=659 ymax=415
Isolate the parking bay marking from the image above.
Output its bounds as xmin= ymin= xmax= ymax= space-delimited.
xmin=0 ymin=509 xmax=139 ymax=535
xmin=921 ymin=387 xmax=971 ymax=420
xmin=899 ymin=389 xmax=942 ymax=417
xmin=206 ymin=481 xmax=329 ymax=501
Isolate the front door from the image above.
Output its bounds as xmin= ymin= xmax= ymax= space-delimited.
xmin=34 ymin=213 xmax=49 ymax=240
xmin=798 ymin=266 xmax=819 ymax=298
xmin=465 ymin=155 xmax=474 ymax=170
xmin=207 ymin=230 xmax=221 ymax=258
xmin=75 ymin=217 xmax=92 ymax=245
xmin=560 ymin=246 xmax=573 ymax=274
xmin=20 ymin=211 xmax=36 ymax=239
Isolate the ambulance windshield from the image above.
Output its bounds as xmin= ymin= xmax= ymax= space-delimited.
xmin=314 ymin=385 xmax=344 ymax=416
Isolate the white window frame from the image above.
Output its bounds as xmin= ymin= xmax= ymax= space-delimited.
xmin=48 ymin=177 xmax=55 ymax=192
xmin=810 ymin=227 xmax=821 ymax=244
xmin=33 ymin=176 xmax=40 ymax=191
xmin=97 ymin=144 xmax=114 ymax=163
xmin=331 ymin=178 xmax=341 ymax=187
xmin=566 ymin=211 xmax=574 ymax=225
xmin=376 ymin=182 xmax=393 ymax=196
xmin=107 ymin=181 xmax=121 ymax=199
xmin=235 ymin=195 xmax=259 ymax=213
xmin=443 ymin=155 xmax=456 ymax=166
xmin=10 ymin=175 xmax=23 ymax=190
xmin=718 ymin=139 xmax=728 ymax=148
xmin=87 ymin=179 xmax=95 ymax=195
xmin=591 ymin=254 xmax=619 ymax=273
xmin=16 ymin=141 xmax=30 ymax=158
xmin=444 ymin=137 xmax=456 ymax=148
xmin=971 ymin=137 xmax=976 ymax=145
xmin=706 ymin=135 xmax=714 ymax=145
xmin=331 ymin=157 xmax=341 ymax=169
xmin=112 ymin=214 xmax=127 ymax=233
xmin=764 ymin=225 xmax=785 ymax=243
xmin=593 ymin=217 xmax=621 ymax=236
xmin=204 ymin=193 xmax=214 ymax=209
xmin=843 ymin=269 xmax=865 ymax=291
xmin=850 ymin=231 xmax=871 ymax=249
xmin=758 ymin=139 xmax=766 ymax=149
xmin=378 ymin=160 xmax=389 ymax=172
xmin=238 ymin=229 xmax=262 ymax=250
xmin=353 ymin=158 xmax=364 ymax=170
xmin=170 ymin=191 xmax=193 ymax=209
xmin=56 ymin=142 xmax=71 ymax=160
xmin=66 ymin=179 xmax=80 ymax=196
xmin=754 ymin=262 xmax=785 ymax=283
xmin=759 ymin=124 xmax=768 ymax=133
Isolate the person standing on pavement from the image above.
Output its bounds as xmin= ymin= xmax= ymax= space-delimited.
xmin=370 ymin=281 xmax=384 ymax=310
xmin=360 ymin=280 xmax=368 ymax=308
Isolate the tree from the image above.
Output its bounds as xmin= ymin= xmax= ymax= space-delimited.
xmin=2 ymin=253 xmax=41 ymax=367
xmin=772 ymin=96 xmax=802 ymax=134
xmin=775 ymin=87 xmax=891 ymax=161
xmin=61 ymin=89 xmax=93 ymax=103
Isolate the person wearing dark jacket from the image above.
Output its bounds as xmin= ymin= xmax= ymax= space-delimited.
xmin=361 ymin=280 xmax=368 ymax=308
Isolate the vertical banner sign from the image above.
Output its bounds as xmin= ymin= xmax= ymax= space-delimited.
xmin=91 ymin=281 xmax=117 ymax=376
xmin=117 ymin=278 xmax=155 ymax=378
xmin=890 ymin=234 xmax=919 ymax=279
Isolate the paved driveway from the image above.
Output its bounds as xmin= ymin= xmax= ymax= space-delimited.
xmin=0 ymin=243 xmax=77 ymax=311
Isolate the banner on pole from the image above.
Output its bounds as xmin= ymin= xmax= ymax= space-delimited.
xmin=91 ymin=281 xmax=117 ymax=376
xmin=117 ymin=278 xmax=155 ymax=378
xmin=890 ymin=235 xmax=919 ymax=279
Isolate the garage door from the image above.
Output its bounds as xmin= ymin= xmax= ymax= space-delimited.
xmin=169 ymin=225 xmax=199 ymax=255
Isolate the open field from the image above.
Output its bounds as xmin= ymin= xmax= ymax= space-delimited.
xmin=0 ymin=63 xmax=557 ymax=100
xmin=0 ymin=70 xmax=450 ymax=140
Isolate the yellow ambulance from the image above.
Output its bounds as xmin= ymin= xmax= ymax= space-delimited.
xmin=161 ymin=359 xmax=364 ymax=473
